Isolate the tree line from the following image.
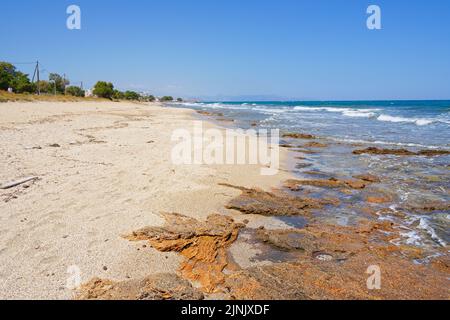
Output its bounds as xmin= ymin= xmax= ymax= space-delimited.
xmin=0 ymin=61 xmax=183 ymax=102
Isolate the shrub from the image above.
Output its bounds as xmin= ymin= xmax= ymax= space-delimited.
xmin=11 ymin=72 xmax=36 ymax=93
xmin=124 ymin=90 xmax=141 ymax=100
xmin=0 ymin=62 xmax=16 ymax=91
xmin=65 ymin=86 xmax=85 ymax=97
xmin=160 ymin=96 xmax=174 ymax=102
xmin=177 ymin=98 xmax=183 ymax=102
xmin=49 ymin=73 xmax=69 ymax=94
xmin=112 ymin=90 xmax=125 ymax=100
xmin=36 ymin=80 xmax=53 ymax=94
xmin=0 ymin=62 xmax=35 ymax=93
xmin=93 ymin=81 xmax=114 ymax=99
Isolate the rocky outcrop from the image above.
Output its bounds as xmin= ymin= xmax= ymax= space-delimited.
xmin=224 ymin=221 xmax=448 ymax=300
xmin=284 ymin=177 xmax=373 ymax=191
xmin=76 ymin=273 xmax=204 ymax=300
xmin=125 ymin=213 xmax=244 ymax=293
xmin=353 ymin=147 xmax=450 ymax=156
xmin=282 ymin=132 xmax=316 ymax=139
xmin=220 ymin=184 xmax=335 ymax=216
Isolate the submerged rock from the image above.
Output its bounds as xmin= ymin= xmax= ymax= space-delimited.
xmin=401 ymin=202 xmax=450 ymax=213
xmin=366 ymin=196 xmax=391 ymax=204
xmin=282 ymin=132 xmax=316 ymax=139
xmin=353 ymin=174 xmax=381 ymax=183
xmin=196 ymin=110 xmax=212 ymax=116
xmin=284 ymin=178 xmax=370 ymax=190
xmin=76 ymin=273 xmax=204 ymax=300
xmin=417 ymin=150 xmax=450 ymax=156
xmin=303 ymin=142 xmax=328 ymax=148
xmin=353 ymin=147 xmax=450 ymax=156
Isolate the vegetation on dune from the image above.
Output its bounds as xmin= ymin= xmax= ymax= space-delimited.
xmin=124 ymin=90 xmax=141 ymax=101
xmin=49 ymin=73 xmax=70 ymax=94
xmin=0 ymin=61 xmax=182 ymax=103
xmin=0 ymin=62 xmax=35 ymax=93
xmin=65 ymin=86 xmax=85 ymax=97
xmin=0 ymin=90 xmax=98 ymax=103
xmin=93 ymin=81 xmax=114 ymax=99
xmin=112 ymin=89 xmax=125 ymax=100
xmin=36 ymin=80 xmax=53 ymax=94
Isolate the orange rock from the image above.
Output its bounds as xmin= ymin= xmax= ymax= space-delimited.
xmin=282 ymin=132 xmax=316 ymax=139
xmin=125 ymin=213 xmax=244 ymax=293
xmin=367 ymin=196 xmax=390 ymax=204
xmin=303 ymin=141 xmax=328 ymax=148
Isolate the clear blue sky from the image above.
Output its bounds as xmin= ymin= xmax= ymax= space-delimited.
xmin=1 ymin=0 xmax=449 ymax=100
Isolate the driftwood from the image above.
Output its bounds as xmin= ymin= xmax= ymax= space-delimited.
xmin=0 ymin=176 xmax=38 ymax=189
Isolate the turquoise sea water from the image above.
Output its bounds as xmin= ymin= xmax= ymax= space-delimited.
xmin=170 ymin=100 xmax=449 ymax=258
xmin=176 ymin=100 xmax=450 ymax=149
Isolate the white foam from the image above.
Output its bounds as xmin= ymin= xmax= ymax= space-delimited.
xmin=179 ymin=102 xmax=205 ymax=107
xmin=329 ymin=137 xmax=439 ymax=149
xmin=293 ymin=106 xmax=380 ymax=119
xmin=418 ymin=217 xmax=447 ymax=247
xmin=377 ymin=114 xmax=435 ymax=126
xmin=342 ymin=110 xmax=376 ymax=118
xmin=400 ymin=230 xmax=423 ymax=246
xmin=252 ymin=107 xmax=289 ymax=114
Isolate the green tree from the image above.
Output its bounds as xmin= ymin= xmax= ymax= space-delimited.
xmin=65 ymin=86 xmax=85 ymax=97
xmin=93 ymin=81 xmax=114 ymax=99
xmin=160 ymin=96 xmax=174 ymax=102
xmin=0 ymin=62 xmax=16 ymax=91
xmin=177 ymin=98 xmax=183 ymax=102
xmin=124 ymin=90 xmax=141 ymax=101
xmin=49 ymin=73 xmax=69 ymax=94
xmin=145 ymin=95 xmax=156 ymax=102
xmin=112 ymin=90 xmax=125 ymax=100
xmin=36 ymin=80 xmax=53 ymax=94
xmin=11 ymin=72 xmax=35 ymax=93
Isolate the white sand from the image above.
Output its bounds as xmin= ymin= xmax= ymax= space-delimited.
xmin=0 ymin=101 xmax=290 ymax=299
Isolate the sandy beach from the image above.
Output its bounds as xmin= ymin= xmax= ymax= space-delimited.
xmin=0 ymin=101 xmax=290 ymax=299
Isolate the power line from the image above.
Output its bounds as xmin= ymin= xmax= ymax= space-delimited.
xmin=9 ymin=62 xmax=36 ymax=65
xmin=11 ymin=59 xmax=85 ymax=94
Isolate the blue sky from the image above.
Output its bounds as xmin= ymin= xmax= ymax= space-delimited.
xmin=1 ymin=0 xmax=450 ymax=100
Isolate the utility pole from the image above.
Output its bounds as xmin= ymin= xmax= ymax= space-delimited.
xmin=32 ymin=61 xmax=41 ymax=95
xmin=36 ymin=61 xmax=40 ymax=95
